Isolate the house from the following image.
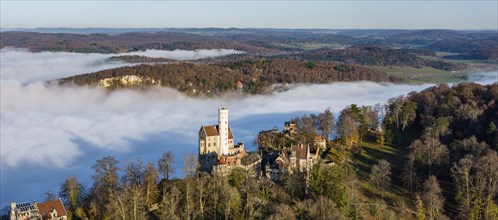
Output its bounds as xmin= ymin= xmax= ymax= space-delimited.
xmin=236 ymin=81 xmax=244 ymax=89
xmin=10 ymin=201 xmax=41 ymax=220
xmin=264 ymin=144 xmax=320 ymax=181
xmin=214 ymin=151 xmax=262 ymax=176
xmin=35 ymin=199 xmax=67 ymax=220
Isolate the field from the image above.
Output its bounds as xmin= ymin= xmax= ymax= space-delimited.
xmin=373 ymin=66 xmax=467 ymax=84
xmin=350 ymin=128 xmax=461 ymax=215
xmin=352 ymin=139 xmax=415 ymax=208
xmin=373 ymin=61 xmax=497 ymax=84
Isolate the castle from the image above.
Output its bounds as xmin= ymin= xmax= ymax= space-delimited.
xmin=198 ymin=108 xmax=261 ymax=175
xmin=198 ymin=108 xmax=329 ymax=179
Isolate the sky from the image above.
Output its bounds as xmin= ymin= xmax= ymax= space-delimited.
xmin=1 ymin=1 xmax=497 ymax=29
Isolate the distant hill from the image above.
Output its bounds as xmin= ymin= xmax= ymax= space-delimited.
xmin=2 ymin=29 xmax=496 ymax=62
xmin=0 ymin=31 xmax=278 ymax=54
xmin=283 ymin=46 xmax=467 ymax=71
xmin=55 ymin=59 xmax=402 ymax=96
xmin=427 ymin=38 xmax=498 ymax=61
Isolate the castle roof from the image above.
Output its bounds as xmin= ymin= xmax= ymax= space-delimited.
xmin=36 ymin=199 xmax=66 ymax=219
xmin=314 ymin=135 xmax=325 ymax=142
xmin=201 ymin=125 xmax=234 ymax=139
xmin=286 ymin=145 xmax=308 ymax=160
xmin=236 ymin=81 xmax=243 ymax=88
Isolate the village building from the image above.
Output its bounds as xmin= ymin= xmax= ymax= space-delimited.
xmin=235 ymin=81 xmax=244 ymax=89
xmin=10 ymin=201 xmax=40 ymax=220
xmin=10 ymin=199 xmax=67 ymax=220
xmin=264 ymin=144 xmax=320 ymax=181
xmin=198 ymin=108 xmax=261 ymax=174
xmin=36 ymin=199 xmax=67 ymax=220
xmin=257 ymin=120 xmax=332 ymax=181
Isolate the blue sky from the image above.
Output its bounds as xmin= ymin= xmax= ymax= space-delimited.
xmin=1 ymin=1 xmax=497 ymax=29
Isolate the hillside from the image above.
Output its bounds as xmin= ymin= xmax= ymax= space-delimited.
xmin=56 ymin=59 xmax=402 ymax=96
xmin=287 ymin=46 xmax=467 ymax=71
xmin=382 ymin=83 xmax=498 ymax=218
xmin=2 ymin=29 xmax=497 ymax=60
xmin=0 ymin=31 xmax=278 ymax=54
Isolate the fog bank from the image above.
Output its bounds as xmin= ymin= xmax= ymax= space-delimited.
xmin=0 ymin=48 xmax=243 ymax=83
xmin=0 ymin=49 xmax=496 ymax=205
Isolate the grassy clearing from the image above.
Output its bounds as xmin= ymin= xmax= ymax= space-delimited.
xmin=352 ymin=139 xmax=414 ymax=208
xmin=373 ymin=61 xmax=497 ymax=84
xmin=372 ymin=66 xmax=468 ymax=84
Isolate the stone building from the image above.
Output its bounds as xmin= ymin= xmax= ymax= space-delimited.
xmin=36 ymin=199 xmax=67 ymax=220
xmin=198 ymin=108 xmax=260 ymax=174
xmin=199 ymin=108 xmax=244 ymax=156
xmin=10 ymin=201 xmax=40 ymax=220
xmin=10 ymin=199 xmax=67 ymax=220
xmin=264 ymin=144 xmax=320 ymax=181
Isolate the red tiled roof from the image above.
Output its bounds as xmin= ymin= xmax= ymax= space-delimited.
xmin=314 ymin=135 xmax=324 ymax=142
xmin=36 ymin=199 xmax=66 ymax=219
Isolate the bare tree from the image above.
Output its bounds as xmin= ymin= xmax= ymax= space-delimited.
xmin=158 ymin=151 xmax=175 ymax=181
xmin=123 ymin=158 xmax=145 ymax=187
xmin=387 ymin=95 xmax=405 ymax=129
xmin=44 ymin=191 xmax=57 ymax=202
xmin=421 ymin=176 xmax=447 ymax=220
xmin=403 ymin=157 xmax=418 ymax=194
xmin=91 ymin=156 xmax=120 ymax=218
xmin=268 ymin=204 xmax=297 ymax=220
xmin=308 ymin=196 xmax=344 ymax=220
xmin=121 ymin=159 xmax=148 ymax=220
xmin=450 ymin=154 xmax=474 ymax=218
xmin=59 ymin=176 xmax=85 ymax=219
xmin=161 ymin=186 xmax=181 ymax=219
xmin=409 ymin=134 xmax=448 ymax=175
xmin=370 ymin=159 xmax=391 ymax=198
xmin=415 ymin=195 xmax=426 ymax=220
xmin=317 ymin=108 xmax=335 ymax=143
xmin=294 ymin=114 xmax=317 ymax=144
xmin=144 ymin=161 xmax=159 ymax=206
xmin=473 ymin=150 xmax=498 ymax=219
xmin=361 ymin=105 xmax=379 ymax=130
xmin=182 ymin=154 xmax=198 ymax=220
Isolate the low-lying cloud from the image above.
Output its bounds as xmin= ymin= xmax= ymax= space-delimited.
xmin=0 ymin=49 xmax=496 ymax=204
xmin=0 ymin=48 xmax=243 ymax=83
xmin=126 ymin=49 xmax=244 ymax=60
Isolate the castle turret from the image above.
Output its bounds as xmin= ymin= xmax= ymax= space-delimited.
xmin=218 ymin=108 xmax=229 ymax=155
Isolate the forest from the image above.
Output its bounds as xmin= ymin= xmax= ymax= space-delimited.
xmin=57 ymin=58 xmax=402 ymax=96
xmin=2 ymin=29 xmax=497 ymax=61
xmin=2 ymin=83 xmax=496 ymax=220
xmin=284 ymin=46 xmax=467 ymax=71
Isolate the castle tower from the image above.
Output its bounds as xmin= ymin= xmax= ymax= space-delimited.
xmin=218 ymin=108 xmax=229 ymax=155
